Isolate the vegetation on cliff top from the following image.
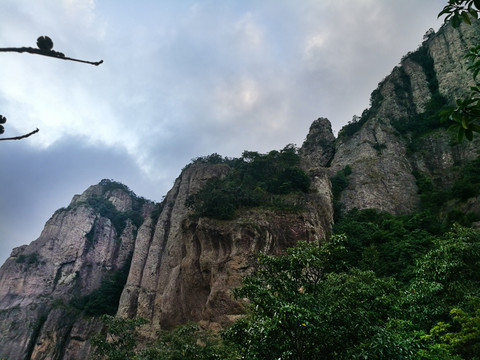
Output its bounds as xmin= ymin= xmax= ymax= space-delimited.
xmin=186 ymin=144 xmax=311 ymax=220
xmin=56 ymin=179 xmax=150 ymax=237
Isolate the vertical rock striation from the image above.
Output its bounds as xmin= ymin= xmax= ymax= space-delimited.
xmin=328 ymin=21 xmax=480 ymax=215
xmin=117 ymin=163 xmax=333 ymax=332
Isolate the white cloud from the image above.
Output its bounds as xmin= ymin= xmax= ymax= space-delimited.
xmin=234 ymin=13 xmax=264 ymax=50
xmin=213 ymin=76 xmax=261 ymax=118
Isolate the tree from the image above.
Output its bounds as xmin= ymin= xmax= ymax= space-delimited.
xmin=90 ymin=315 xmax=148 ymax=360
xmin=0 ymin=36 xmax=103 ymax=141
xmin=419 ymin=300 xmax=480 ymax=359
xmin=223 ymin=240 xmax=417 ymax=360
xmin=91 ymin=317 xmax=237 ymax=360
xmin=136 ymin=323 xmax=238 ymax=360
xmin=405 ymin=226 xmax=480 ymax=330
xmin=439 ymin=0 xmax=480 ymax=27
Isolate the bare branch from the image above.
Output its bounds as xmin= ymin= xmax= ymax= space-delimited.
xmin=0 ymin=46 xmax=103 ymax=66
xmin=0 ymin=36 xmax=101 ymax=142
xmin=0 ymin=128 xmax=39 ymax=141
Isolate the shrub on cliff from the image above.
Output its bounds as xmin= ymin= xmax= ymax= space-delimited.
xmin=186 ymin=144 xmax=311 ymax=220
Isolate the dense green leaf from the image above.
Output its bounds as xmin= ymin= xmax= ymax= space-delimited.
xmin=186 ymin=145 xmax=310 ymax=220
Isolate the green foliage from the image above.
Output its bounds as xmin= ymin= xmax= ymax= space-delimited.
xmin=98 ymin=179 xmax=152 ymax=216
xmin=438 ymin=0 xmax=480 ymax=28
xmin=392 ymin=94 xmax=449 ymax=141
xmin=330 ymin=165 xmax=352 ymax=220
xmin=406 ymin=226 xmax=480 ymax=329
xmin=405 ymin=45 xmax=439 ymax=95
xmin=413 ymin=170 xmax=450 ymax=212
xmin=331 ymin=165 xmax=352 ymax=197
xmin=221 ymin=223 xmax=480 ymax=359
xmin=65 ymin=179 xmax=149 ymax=238
xmin=83 ymin=196 xmax=142 ymax=236
xmin=150 ymin=201 xmax=165 ymax=224
xmin=70 ymin=256 xmax=132 ymax=316
xmin=50 ymin=298 xmax=66 ymax=309
xmin=420 ymin=300 xmax=480 ymax=360
xmin=26 ymin=313 xmax=48 ymax=359
xmin=91 ymin=315 xmax=148 ymax=360
xmin=224 ymin=240 xmax=417 ymax=359
xmin=333 ymin=209 xmax=438 ymax=282
xmin=137 ymin=323 xmax=238 ymax=360
xmin=338 ymin=114 xmax=369 ymax=138
xmin=92 ymin=318 xmax=237 ymax=360
xmin=441 ymin=90 xmax=480 ymax=141
xmin=372 ymin=142 xmax=387 ymax=154
xmin=85 ymin=220 xmax=96 ymax=247
xmin=15 ymin=252 xmax=40 ymax=265
xmin=447 ymin=208 xmax=479 ymax=226
xmin=186 ymin=145 xmax=311 ymax=220
xmin=438 ymin=2 xmax=480 ymax=141
xmin=190 ymin=152 xmax=234 ymax=165
xmin=452 ymin=156 xmax=480 ymax=200
xmin=392 ymin=45 xmax=451 ymax=141
xmin=413 ymin=157 xmax=480 ymax=226
xmin=85 ymin=216 xmax=480 ymax=359
xmin=99 ymin=179 xmax=134 ymax=196
xmin=338 ymin=81 xmax=385 ymax=139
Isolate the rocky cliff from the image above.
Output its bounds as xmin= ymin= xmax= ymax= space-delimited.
xmin=0 ymin=164 xmax=333 ymax=359
xmin=326 ymin=21 xmax=480 ymax=216
xmin=117 ymin=162 xmax=332 ymax=334
xmin=1 ymin=20 xmax=480 ymax=360
xmin=0 ymin=180 xmax=152 ymax=360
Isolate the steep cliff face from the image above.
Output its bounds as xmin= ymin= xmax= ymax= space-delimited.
xmin=326 ymin=21 xmax=480 ymax=215
xmin=0 ymin=181 xmax=151 ymax=360
xmin=0 ymin=164 xmax=332 ymax=359
xmin=117 ymin=163 xmax=332 ymax=332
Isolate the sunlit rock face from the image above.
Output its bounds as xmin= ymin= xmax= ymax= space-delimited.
xmin=1 ymin=20 xmax=480 ymax=360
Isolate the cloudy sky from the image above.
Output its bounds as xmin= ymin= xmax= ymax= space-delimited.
xmin=0 ymin=0 xmax=447 ymax=264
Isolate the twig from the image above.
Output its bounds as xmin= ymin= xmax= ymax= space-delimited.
xmin=0 ymin=47 xmax=103 ymax=66
xmin=0 ymin=128 xmax=39 ymax=141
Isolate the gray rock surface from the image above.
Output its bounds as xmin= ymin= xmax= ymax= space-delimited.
xmin=117 ymin=163 xmax=333 ymax=334
xmin=328 ymin=21 xmax=480 ymax=215
xmin=0 ymin=181 xmax=149 ymax=360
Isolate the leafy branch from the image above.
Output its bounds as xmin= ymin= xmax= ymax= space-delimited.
xmin=438 ymin=1 xmax=480 ymax=141
xmin=438 ymin=0 xmax=480 ymax=27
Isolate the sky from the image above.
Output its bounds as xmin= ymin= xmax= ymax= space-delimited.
xmin=0 ymin=0 xmax=447 ymax=264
